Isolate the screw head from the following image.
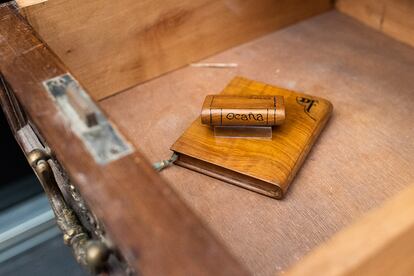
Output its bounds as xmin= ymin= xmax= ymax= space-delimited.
xmin=85 ymin=240 xmax=110 ymax=270
xmin=27 ymin=149 xmax=49 ymax=167
xmin=63 ymin=233 xmax=72 ymax=245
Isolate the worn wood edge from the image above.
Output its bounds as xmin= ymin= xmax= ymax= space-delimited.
xmin=175 ymin=153 xmax=283 ymax=199
xmin=286 ymin=184 xmax=414 ymax=276
xmin=16 ymin=0 xmax=47 ymax=8
xmin=0 ymin=4 xmax=248 ymax=275
xmin=336 ymin=0 xmax=414 ymax=48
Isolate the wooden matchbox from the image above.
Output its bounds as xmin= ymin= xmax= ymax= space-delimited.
xmin=201 ymin=95 xmax=285 ymax=126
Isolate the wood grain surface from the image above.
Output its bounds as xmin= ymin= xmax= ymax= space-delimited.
xmin=173 ymin=77 xmax=332 ymax=198
xmin=100 ymin=11 xmax=414 ymax=274
xmin=18 ymin=0 xmax=332 ymax=100
xmin=200 ymin=94 xmax=286 ymax=126
xmin=0 ymin=4 xmax=247 ymax=275
xmin=287 ymin=183 xmax=414 ymax=276
xmin=337 ymin=0 xmax=414 ymax=47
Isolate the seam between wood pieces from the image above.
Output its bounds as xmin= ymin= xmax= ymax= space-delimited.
xmin=287 ymin=184 xmax=414 ymax=276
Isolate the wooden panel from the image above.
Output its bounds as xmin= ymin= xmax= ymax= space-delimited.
xmin=18 ymin=0 xmax=332 ymax=100
xmin=0 ymin=4 xmax=247 ymax=275
xmin=337 ymin=0 xmax=414 ymax=47
xmin=100 ymin=11 xmax=414 ymax=274
xmin=287 ymin=184 xmax=414 ymax=276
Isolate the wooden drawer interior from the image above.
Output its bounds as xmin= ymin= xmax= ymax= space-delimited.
xmin=11 ymin=0 xmax=414 ymax=274
xmin=99 ymin=11 xmax=414 ymax=274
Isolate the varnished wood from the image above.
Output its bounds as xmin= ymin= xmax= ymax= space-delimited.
xmin=200 ymin=95 xmax=285 ymax=126
xmin=17 ymin=0 xmax=332 ymax=100
xmin=0 ymin=4 xmax=247 ymax=275
xmin=173 ymin=77 xmax=332 ymax=198
xmin=100 ymin=11 xmax=414 ymax=274
xmin=337 ymin=0 xmax=414 ymax=47
xmin=287 ymin=183 xmax=414 ymax=276
xmin=2 ymin=0 xmax=414 ymax=274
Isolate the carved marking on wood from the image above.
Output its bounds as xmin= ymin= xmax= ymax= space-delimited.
xmin=296 ymin=96 xmax=319 ymax=121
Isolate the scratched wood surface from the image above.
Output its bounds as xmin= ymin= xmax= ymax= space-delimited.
xmin=17 ymin=0 xmax=332 ymax=100
xmin=100 ymin=11 xmax=414 ymax=274
xmin=336 ymin=0 xmax=414 ymax=47
xmin=0 ymin=4 xmax=247 ymax=275
xmin=172 ymin=77 xmax=332 ymax=199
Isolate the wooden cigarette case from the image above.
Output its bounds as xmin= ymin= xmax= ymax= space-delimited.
xmin=173 ymin=77 xmax=332 ymax=199
xmin=1 ymin=1 xmax=414 ymax=275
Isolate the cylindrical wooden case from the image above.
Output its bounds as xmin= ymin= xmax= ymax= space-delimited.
xmin=201 ymin=95 xmax=285 ymax=126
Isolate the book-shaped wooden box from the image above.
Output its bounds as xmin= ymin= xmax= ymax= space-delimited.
xmin=171 ymin=77 xmax=333 ymax=199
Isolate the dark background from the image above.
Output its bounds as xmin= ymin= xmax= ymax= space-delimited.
xmin=0 ymin=105 xmax=86 ymax=275
xmin=0 ymin=112 xmax=42 ymax=210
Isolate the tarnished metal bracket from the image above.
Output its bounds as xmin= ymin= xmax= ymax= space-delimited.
xmin=27 ymin=149 xmax=111 ymax=272
xmin=43 ymin=73 xmax=133 ymax=164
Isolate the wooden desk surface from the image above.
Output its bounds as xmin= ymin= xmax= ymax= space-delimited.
xmin=100 ymin=11 xmax=414 ymax=274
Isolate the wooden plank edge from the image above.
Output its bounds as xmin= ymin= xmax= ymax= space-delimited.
xmin=16 ymin=0 xmax=48 ymax=8
xmin=286 ymin=184 xmax=414 ymax=276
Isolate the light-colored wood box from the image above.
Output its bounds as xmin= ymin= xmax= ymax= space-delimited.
xmin=1 ymin=0 xmax=413 ymax=275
